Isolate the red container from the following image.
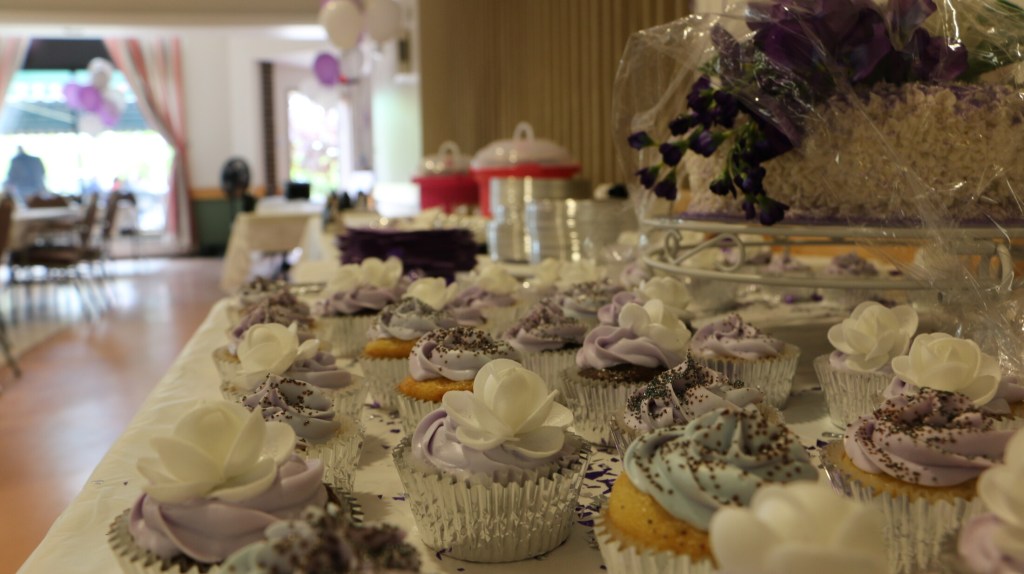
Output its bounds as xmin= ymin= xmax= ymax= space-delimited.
xmin=413 ymin=173 xmax=480 ymax=213
xmin=470 ymin=164 xmax=582 ymax=217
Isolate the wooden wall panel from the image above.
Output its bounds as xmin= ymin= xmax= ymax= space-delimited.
xmin=419 ymin=0 xmax=688 ymax=185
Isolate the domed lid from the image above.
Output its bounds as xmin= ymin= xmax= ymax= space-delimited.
xmin=420 ymin=141 xmax=472 ymax=175
xmin=471 ymin=122 xmax=576 ymax=169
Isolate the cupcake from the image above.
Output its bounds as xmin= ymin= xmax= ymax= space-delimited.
xmin=761 ymin=252 xmax=817 ymax=303
xmin=228 ymin=298 xmax=315 ymax=345
xmin=360 ymin=278 xmax=460 ymax=413
xmin=709 ymin=481 xmax=888 ymax=574
xmin=314 ymin=256 xmax=403 ymax=358
xmin=215 ymin=322 xmax=366 ymax=417
xmin=823 ymin=252 xmax=881 ymax=306
xmin=814 ymin=301 xmax=919 ymax=428
xmin=222 ymin=503 xmax=421 ymax=572
xmin=689 ymin=314 xmax=799 ymax=408
xmin=395 ymin=326 xmax=520 ymax=434
xmin=108 ymin=401 xmax=329 ymax=574
xmin=393 ymin=359 xmax=591 ymax=562
xmin=821 ymin=389 xmax=1016 ymax=574
xmin=612 ymin=355 xmax=778 ymax=455
xmin=884 ymin=332 xmax=1024 ymax=427
xmin=556 ymin=280 xmax=621 ymax=328
xmin=449 ymin=263 xmax=521 ymax=335
xmin=597 ymin=276 xmax=692 ymax=326
xmin=564 ymin=299 xmax=690 ymax=446
xmin=502 ymin=299 xmax=587 ymax=400
xmin=242 ymin=374 xmax=364 ymax=491
xmin=956 ymin=429 xmax=1024 ymax=574
xmin=228 ymin=279 xmax=307 ymax=324
xmin=595 ymin=407 xmax=818 ymax=574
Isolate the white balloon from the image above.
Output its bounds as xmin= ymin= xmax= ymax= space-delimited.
xmin=104 ymin=89 xmax=127 ymax=114
xmin=339 ymin=48 xmax=365 ymax=79
xmin=78 ymin=113 xmax=106 ymax=136
xmin=319 ymin=0 xmax=364 ymax=50
xmin=365 ymin=0 xmax=403 ymax=43
xmin=88 ymin=57 xmax=114 ymax=90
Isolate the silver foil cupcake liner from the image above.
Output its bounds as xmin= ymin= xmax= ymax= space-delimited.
xmin=395 ymin=391 xmax=443 ymax=435
xmin=392 ymin=434 xmax=592 ymax=562
xmin=300 ymin=415 xmax=364 ymax=492
xmin=593 ymin=507 xmax=715 ymax=574
xmin=691 ymin=344 xmax=800 ymax=409
xmin=561 ymin=367 xmax=648 ymax=447
xmin=520 ymin=348 xmax=577 ymax=405
xmin=821 ymin=442 xmax=985 ymax=574
xmin=482 ymin=305 xmax=520 ymax=338
xmin=813 ymin=354 xmax=893 ymax=429
xmin=357 ymin=355 xmax=408 ymax=413
xmin=315 ymin=314 xmax=376 ymax=358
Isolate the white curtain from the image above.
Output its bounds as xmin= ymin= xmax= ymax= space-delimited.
xmin=0 ymin=38 xmax=30 ymax=120
xmin=103 ymin=37 xmax=193 ymax=250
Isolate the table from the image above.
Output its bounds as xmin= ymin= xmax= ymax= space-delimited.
xmin=220 ymin=211 xmax=326 ymax=293
xmin=10 ymin=206 xmax=82 ymax=249
xmin=20 ymin=297 xmax=841 ymax=573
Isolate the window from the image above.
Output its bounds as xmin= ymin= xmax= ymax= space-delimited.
xmin=286 ymin=90 xmax=352 ymax=201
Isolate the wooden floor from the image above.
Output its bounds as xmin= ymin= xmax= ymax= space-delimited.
xmin=0 ymin=257 xmax=223 ymax=573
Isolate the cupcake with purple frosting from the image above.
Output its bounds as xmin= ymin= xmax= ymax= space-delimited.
xmin=563 ymin=299 xmax=690 ymax=446
xmin=823 ymin=252 xmax=882 ymax=307
xmin=502 ymin=300 xmax=587 ymax=400
xmin=814 ymin=301 xmax=919 ymax=428
xmin=242 ymin=374 xmax=363 ymax=491
xmin=611 ymin=355 xmax=780 ymax=456
xmin=689 ymin=314 xmax=799 ymax=408
xmin=360 ymin=278 xmax=460 ymax=413
xmin=228 ymin=298 xmax=316 ymax=345
xmin=395 ymin=326 xmax=520 ymax=434
xmin=108 ymin=401 xmax=329 ymax=574
xmin=393 ymin=359 xmax=591 ymax=562
xmin=597 ymin=277 xmax=691 ymax=326
xmin=556 ymin=280 xmax=622 ymax=328
xmin=449 ymin=264 xmax=521 ymax=335
xmin=822 ymin=389 xmax=1016 ymax=573
xmin=760 ymin=252 xmax=817 ymax=303
xmin=314 ymin=257 xmax=404 ymax=358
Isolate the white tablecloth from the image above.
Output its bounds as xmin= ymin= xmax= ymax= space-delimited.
xmin=19 ymin=299 xmax=839 ymax=574
xmin=220 ymin=212 xmax=325 ymax=293
xmin=10 ymin=206 xmax=82 ymax=249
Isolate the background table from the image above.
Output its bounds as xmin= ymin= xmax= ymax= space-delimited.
xmin=220 ymin=211 xmax=326 ymax=293
xmin=10 ymin=206 xmax=82 ymax=249
xmin=19 ymin=299 xmax=841 ymax=574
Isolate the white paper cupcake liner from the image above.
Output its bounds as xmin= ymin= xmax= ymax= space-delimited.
xmin=691 ymin=344 xmax=800 ymax=409
xmin=392 ymin=434 xmax=592 ymax=562
xmin=593 ymin=507 xmax=715 ymax=574
xmin=813 ymin=355 xmax=893 ymax=429
xmin=482 ymin=305 xmax=520 ymax=338
xmin=520 ymin=348 xmax=577 ymax=405
xmin=395 ymin=391 xmax=443 ymax=435
xmin=358 ymin=355 xmax=408 ymax=412
xmin=821 ymin=442 xmax=984 ymax=574
xmin=300 ymin=415 xmax=364 ymax=492
xmin=315 ymin=314 xmax=377 ymax=358
xmin=561 ymin=367 xmax=649 ymax=447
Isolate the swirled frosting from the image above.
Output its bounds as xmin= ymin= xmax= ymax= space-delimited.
xmin=231 ymin=301 xmax=315 ymax=342
xmin=597 ymin=291 xmax=643 ymax=326
xmin=243 ymin=375 xmax=340 ymax=443
xmin=221 ymin=504 xmax=422 ymax=573
xmin=408 ymin=327 xmax=519 ymax=381
xmin=557 ymin=280 xmax=620 ymax=323
xmin=624 ymin=407 xmax=817 ymax=531
xmin=960 ymin=428 xmax=1024 ymax=574
xmin=315 ymin=285 xmax=397 ymax=316
xmin=618 ymin=261 xmax=651 ymax=290
xmin=844 ymin=389 xmax=1014 ymax=487
xmin=576 ymin=300 xmax=691 ymax=370
xmin=239 ymin=289 xmax=310 ymax=318
xmin=690 ymin=314 xmax=786 ymax=360
xmin=450 ymin=265 xmax=519 ymax=309
xmin=236 ymin=277 xmax=288 ymax=305
xmin=765 ymin=253 xmax=812 ymax=275
xmin=827 ymin=252 xmax=879 ymax=277
xmin=623 ymin=356 xmax=764 ymax=432
xmin=503 ymin=301 xmax=586 ymax=353
xmin=412 ymin=359 xmax=575 ymax=481
xmin=367 ymin=298 xmax=458 ymax=341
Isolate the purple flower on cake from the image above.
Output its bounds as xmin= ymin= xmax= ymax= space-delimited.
xmin=659 ymin=142 xmax=684 ymax=166
xmin=628 ymin=131 xmax=655 ymax=150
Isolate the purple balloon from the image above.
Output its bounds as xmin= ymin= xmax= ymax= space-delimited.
xmin=63 ymin=83 xmax=83 ymax=109
xmin=313 ymin=52 xmax=340 ymax=86
xmin=78 ymin=86 xmax=103 ymax=112
xmin=98 ymin=101 xmax=120 ymax=127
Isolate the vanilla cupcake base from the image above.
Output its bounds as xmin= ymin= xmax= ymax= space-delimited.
xmin=821 ymin=441 xmax=985 ymax=574
xmin=392 ymin=435 xmax=591 ymax=563
xmin=594 ymin=508 xmax=715 ymax=574
xmin=358 ymin=355 xmax=407 ymax=412
xmin=395 ymin=392 xmax=442 ymax=435
xmin=315 ymin=314 xmax=376 ymax=358
xmin=813 ymin=355 xmax=893 ymax=428
xmin=300 ymin=415 xmax=364 ymax=492
xmin=691 ymin=344 xmax=800 ymax=409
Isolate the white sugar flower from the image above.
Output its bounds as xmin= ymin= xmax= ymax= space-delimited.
xmin=530 ymin=258 xmax=562 ymax=289
xmin=891 ymin=332 xmax=1001 ymax=405
xmin=639 ymin=276 xmax=691 ymax=317
xmin=978 ymin=430 xmax=1024 ymax=539
xmin=403 ymin=277 xmax=458 ymax=310
xmin=237 ymin=322 xmax=319 ymax=377
xmin=137 ymin=402 xmax=296 ymax=504
xmin=325 ymin=256 xmax=402 ymax=294
xmin=472 ymin=264 xmax=520 ymax=295
xmin=442 ymin=359 xmax=573 ymax=458
xmin=618 ymin=300 xmax=692 ymax=353
xmin=827 ymin=302 xmax=918 ymax=372
xmin=710 ymin=482 xmax=887 ymax=574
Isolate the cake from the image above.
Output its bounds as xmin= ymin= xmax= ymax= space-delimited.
xmin=563 ymin=299 xmax=690 ymax=445
xmin=108 ymin=402 xmax=328 ymax=572
xmin=689 ymin=314 xmax=799 ymax=408
xmin=314 ymin=256 xmax=403 ymax=357
xmin=395 ymin=326 xmax=519 ymax=433
xmin=595 ymin=406 xmax=817 ymax=573
xmin=392 ymin=358 xmax=591 ymax=562
xmin=814 ymin=301 xmax=919 ymax=428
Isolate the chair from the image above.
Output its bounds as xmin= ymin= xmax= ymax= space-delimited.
xmin=0 ymin=196 xmax=22 ymax=377
xmin=25 ymin=194 xmax=69 ymax=208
